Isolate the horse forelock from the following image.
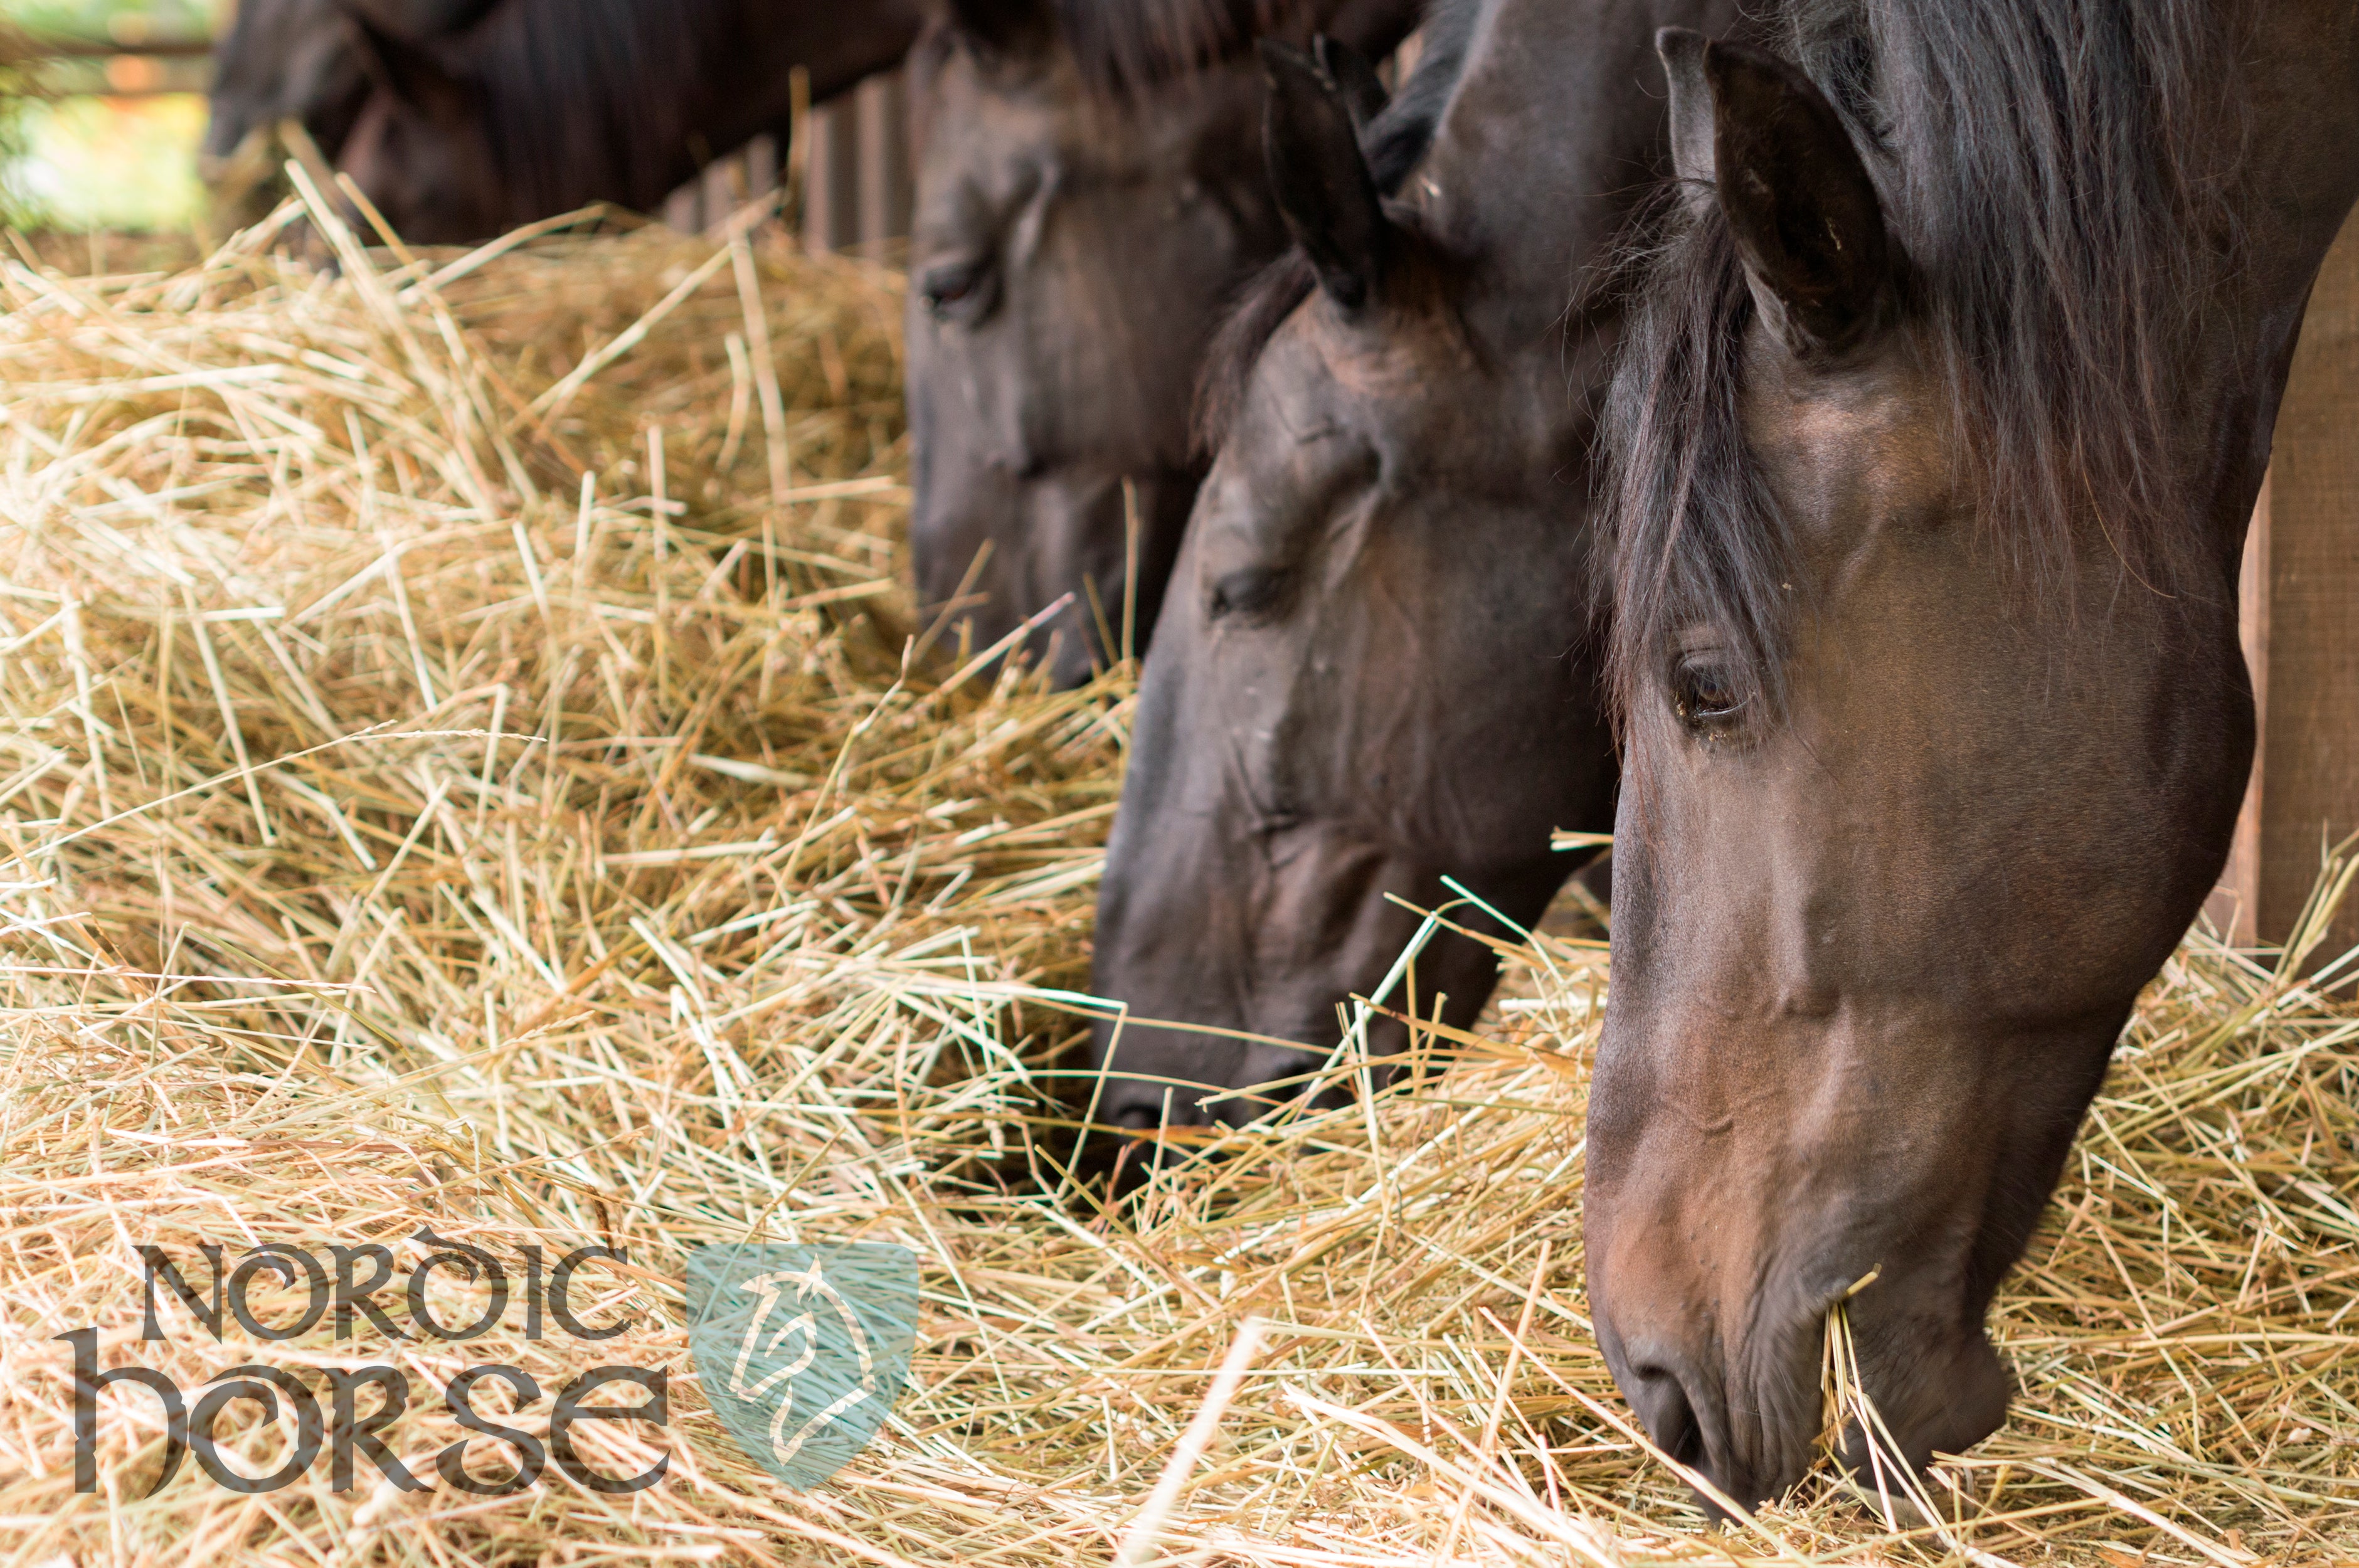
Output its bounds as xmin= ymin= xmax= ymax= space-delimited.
xmin=1194 ymin=252 xmax=1318 ymax=457
xmin=1049 ymin=0 xmax=1271 ymax=95
xmin=1599 ymin=0 xmax=2257 ymax=733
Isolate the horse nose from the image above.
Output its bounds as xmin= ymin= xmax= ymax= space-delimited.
xmin=1086 ymin=1021 xmax=1223 ymax=1133
xmin=1587 ymin=1211 xmax=1809 ymax=1507
xmin=1086 ymin=1030 xmax=1343 ymax=1140
xmin=1593 ymin=1311 xmax=1761 ymax=1510
xmin=1096 ymin=1079 xmax=1200 ymax=1132
xmin=1230 ymin=1041 xmax=1350 ymax=1116
xmin=1594 ymin=1242 xmax=2013 ymax=1512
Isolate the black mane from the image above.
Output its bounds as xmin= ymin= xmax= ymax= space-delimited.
xmin=1599 ymin=0 xmax=2251 ymax=721
xmin=1192 ymin=0 xmax=1486 ymax=451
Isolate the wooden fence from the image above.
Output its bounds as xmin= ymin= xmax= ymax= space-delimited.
xmin=654 ymin=73 xmax=916 ymax=255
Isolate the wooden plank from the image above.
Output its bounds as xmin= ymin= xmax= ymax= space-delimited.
xmin=802 ymin=102 xmax=860 ymax=253
xmin=854 ymin=73 xmax=912 ymax=251
xmin=745 ymin=134 xmax=780 ymax=212
xmin=2249 ymin=208 xmax=2359 ymax=966
xmin=2207 ymin=475 xmax=2270 ymax=946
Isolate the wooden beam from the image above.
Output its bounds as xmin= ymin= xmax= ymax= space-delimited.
xmin=21 ymin=36 xmax=213 ymax=58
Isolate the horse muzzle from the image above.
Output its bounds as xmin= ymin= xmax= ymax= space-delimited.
xmin=1585 ymin=1173 xmax=2013 ymax=1511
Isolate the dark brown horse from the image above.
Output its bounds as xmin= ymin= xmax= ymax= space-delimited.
xmin=1083 ymin=0 xmax=1737 ymax=1134
xmin=332 ymin=0 xmax=926 ymax=243
xmin=1588 ymin=0 xmax=2359 ymax=1510
xmin=203 ymin=0 xmax=496 ymax=179
xmin=904 ymin=0 xmax=1423 ymax=687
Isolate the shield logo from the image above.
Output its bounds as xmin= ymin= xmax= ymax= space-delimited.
xmin=684 ymin=1242 xmax=920 ymax=1489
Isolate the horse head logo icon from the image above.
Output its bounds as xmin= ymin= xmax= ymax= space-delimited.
xmin=684 ymin=1243 xmax=918 ymax=1489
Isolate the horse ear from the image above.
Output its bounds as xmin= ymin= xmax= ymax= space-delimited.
xmin=1655 ymin=28 xmax=1718 ymax=221
xmin=1261 ymin=39 xmax=1391 ymax=311
xmin=1656 ymin=29 xmax=1892 ymax=358
xmin=1315 ymin=36 xmax=1388 ymax=135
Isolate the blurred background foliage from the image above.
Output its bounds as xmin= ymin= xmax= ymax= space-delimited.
xmin=1 ymin=0 xmax=214 ymax=231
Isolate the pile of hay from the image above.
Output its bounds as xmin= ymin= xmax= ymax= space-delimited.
xmin=1 ymin=190 xmax=2355 ymax=1568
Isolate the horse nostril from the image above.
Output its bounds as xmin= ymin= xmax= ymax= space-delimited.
xmin=1111 ymin=1102 xmax=1162 ymax=1132
xmin=1628 ymin=1362 xmax=1707 ymax=1468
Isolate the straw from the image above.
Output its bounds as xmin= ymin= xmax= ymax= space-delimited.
xmin=0 ymin=216 xmax=2354 ymax=1568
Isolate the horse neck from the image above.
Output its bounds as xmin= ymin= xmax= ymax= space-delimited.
xmin=2238 ymin=4 xmax=2359 ymax=275
xmin=2178 ymin=1 xmax=2358 ymax=546
xmin=2229 ymin=6 xmax=2359 ymax=346
xmin=477 ymin=0 xmax=922 ymax=220
xmin=787 ymin=1 xmax=930 ymax=106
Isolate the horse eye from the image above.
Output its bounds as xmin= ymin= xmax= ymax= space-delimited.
xmin=1209 ymin=566 xmax=1288 ymax=621
xmin=920 ymin=258 xmax=996 ymax=324
xmin=1672 ymin=655 xmax=1749 ymax=731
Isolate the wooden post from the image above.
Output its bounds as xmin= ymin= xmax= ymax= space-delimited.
xmin=699 ymin=154 xmax=739 ymax=229
xmin=2209 ymin=208 xmax=2359 ymax=965
xmin=746 ymin=134 xmax=780 ymax=209
xmin=854 ymin=73 xmax=913 ymax=252
xmin=802 ymin=101 xmax=860 ymax=253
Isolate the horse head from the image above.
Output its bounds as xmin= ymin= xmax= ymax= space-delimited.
xmin=904 ymin=0 xmax=1422 ymax=687
xmin=1586 ymin=5 xmax=2359 ymax=1507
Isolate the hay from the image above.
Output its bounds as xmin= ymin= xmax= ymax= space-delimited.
xmin=1 ymin=189 xmax=2356 ymax=1568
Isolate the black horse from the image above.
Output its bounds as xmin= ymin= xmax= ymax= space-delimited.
xmin=1586 ymin=0 xmax=2359 ymax=1510
xmin=331 ymin=0 xmax=927 ymax=242
xmin=1086 ymin=0 xmax=1735 ymax=1130
xmin=904 ymin=0 xmax=1423 ymax=687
